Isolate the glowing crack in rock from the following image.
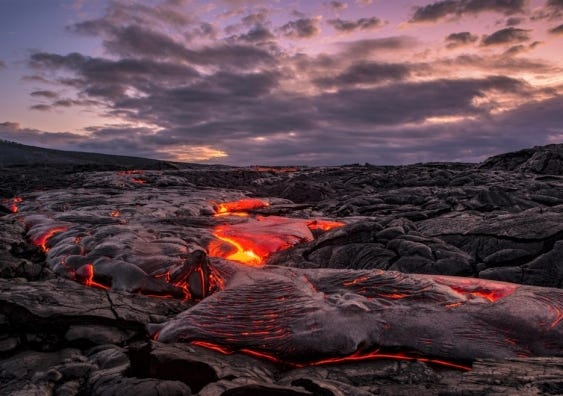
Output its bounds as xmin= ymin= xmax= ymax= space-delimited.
xmin=31 ymin=226 xmax=69 ymax=253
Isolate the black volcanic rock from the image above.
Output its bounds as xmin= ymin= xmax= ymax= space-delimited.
xmin=1 ymin=142 xmax=563 ymax=395
xmin=0 ymin=139 xmax=175 ymax=169
xmin=479 ymin=143 xmax=563 ymax=175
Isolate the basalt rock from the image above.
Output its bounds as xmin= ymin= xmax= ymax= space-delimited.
xmin=155 ymin=261 xmax=562 ymax=363
xmin=1 ymin=143 xmax=563 ymax=394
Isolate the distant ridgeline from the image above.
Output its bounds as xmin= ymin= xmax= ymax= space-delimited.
xmin=0 ymin=140 xmax=181 ymax=198
xmin=0 ymin=139 xmax=175 ymax=170
xmin=479 ymin=144 xmax=563 ymax=175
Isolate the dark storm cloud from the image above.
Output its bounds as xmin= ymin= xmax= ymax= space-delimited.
xmin=505 ymin=17 xmax=523 ymax=26
xmin=72 ymin=125 xmax=169 ymax=159
xmin=103 ymin=25 xmax=195 ymax=59
xmin=280 ymin=17 xmax=321 ymax=38
xmin=52 ymin=99 xmax=100 ymax=108
xmin=29 ymin=53 xmax=212 ymax=113
xmin=235 ymin=25 xmax=275 ymax=42
xmin=72 ymin=20 xmax=275 ymax=68
xmin=314 ymin=62 xmax=412 ymax=87
xmin=30 ymin=90 xmax=58 ymax=99
xmin=0 ymin=122 xmax=87 ymax=148
xmin=328 ymin=1 xmax=348 ymax=10
xmin=30 ymin=52 xmax=199 ymax=85
xmin=30 ymin=104 xmax=52 ymax=111
xmin=530 ymin=0 xmax=562 ymax=20
xmin=410 ymin=0 xmax=526 ymax=23
xmin=117 ymin=74 xmax=529 ymax=154
xmin=154 ymin=88 xmax=561 ymax=166
xmin=338 ymin=36 xmax=418 ymax=58
xmin=316 ymin=76 xmax=529 ymax=126
xmin=502 ymin=41 xmax=540 ymax=56
xmin=445 ymin=31 xmax=479 ymax=48
xmin=327 ymin=17 xmax=383 ymax=32
xmin=410 ymin=0 xmax=458 ymax=22
xmin=241 ymin=9 xmax=270 ymax=25
xmin=481 ymin=27 xmax=531 ymax=46
xmin=549 ymin=23 xmax=563 ymax=34
xmin=442 ymin=53 xmax=555 ymax=73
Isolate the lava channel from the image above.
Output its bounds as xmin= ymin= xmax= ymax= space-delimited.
xmin=209 ymin=213 xmax=344 ymax=266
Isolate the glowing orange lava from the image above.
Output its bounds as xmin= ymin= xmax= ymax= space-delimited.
xmin=215 ymin=198 xmax=269 ymax=216
xmin=32 ymin=226 xmax=68 ymax=252
xmin=209 ymin=199 xmax=344 ymax=266
xmin=435 ymin=276 xmax=518 ymax=303
xmin=189 ymin=340 xmax=471 ymax=371
xmin=75 ymin=263 xmax=109 ymax=290
xmin=209 ymin=216 xmax=316 ymax=266
xmin=131 ymin=178 xmax=146 ymax=184
xmin=3 ymin=197 xmax=22 ymax=213
xmin=306 ymin=219 xmax=345 ymax=231
xmin=209 ymin=230 xmax=264 ymax=267
xmin=109 ymin=210 xmax=120 ymax=218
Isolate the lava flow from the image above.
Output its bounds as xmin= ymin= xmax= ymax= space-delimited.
xmin=75 ymin=263 xmax=109 ymax=290
xmin=214 ymin=198 xmax=269 ymax=216
xmin=208 ymin=216 xmax=314 ymax=267
xmin=32 ymin=226 xmax=69 ymax=253
xmin=2 ymin=197 xmax=22 ymax=213
xmin=189 ymin=340 xmax=471 ymax=371
xmin=209 ymin=199 xmax=344 ymax=266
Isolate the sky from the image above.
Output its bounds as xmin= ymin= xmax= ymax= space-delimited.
xmin=0 ymin=0 xmax=562 ymax=165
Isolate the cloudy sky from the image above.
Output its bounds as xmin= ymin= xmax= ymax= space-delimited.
xmin=0 ymin=0 xmax=562 ymax=165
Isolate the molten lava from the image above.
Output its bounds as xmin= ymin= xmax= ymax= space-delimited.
xmin=209 ymin=216 xmax=315 ymax=266
xmin=209 ymin=233 xmax=263 ymax=267
xmin=306 ymin=219 xmax=345 ymax=231
xmin=209 ymin=199 xmax=345 ymax=266
xmin=189 ymin=340 xmax=471 ymax=371
xmin=32 ymin=226 xmax=68 ymax=253
xmin=75 ymin=264 xmax=109 ymax=290
xmin=2 ymin=197 xmax=22 ymax=213
xmin=435 ymin=276 xmax=518 ymax=303
xmin=214 ymin=198 xmax=269 ymax=216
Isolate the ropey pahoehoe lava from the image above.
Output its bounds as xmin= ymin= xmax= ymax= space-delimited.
xmin=13 ymin=170 xmax=562 ymax=371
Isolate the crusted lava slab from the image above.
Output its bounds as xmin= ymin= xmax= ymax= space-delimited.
xmin=154 ymin=260 xmax=562 ymax=364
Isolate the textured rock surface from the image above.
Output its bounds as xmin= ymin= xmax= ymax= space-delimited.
xmin=1 ymin=143 xmax=563 ymax=394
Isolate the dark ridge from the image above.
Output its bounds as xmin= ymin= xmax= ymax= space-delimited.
xmin=0 ymin=139 xmax=176 ymax=169
xmin=479 ymin=143 xmax=563 ymax=175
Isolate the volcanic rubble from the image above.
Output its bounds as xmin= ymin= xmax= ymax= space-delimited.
xmin=0 ymin=144 xmax=562 ymax=395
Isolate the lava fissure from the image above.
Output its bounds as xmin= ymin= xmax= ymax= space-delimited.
xmin=189 ymin=339 xmax=472 ymax=371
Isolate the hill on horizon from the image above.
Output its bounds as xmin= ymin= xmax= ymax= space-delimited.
xmin=0 ymin=139 xmax=176 ymax=170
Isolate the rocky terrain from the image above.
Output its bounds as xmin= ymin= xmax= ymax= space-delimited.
xmin=0 ymin=143 xmax=562 ymax=395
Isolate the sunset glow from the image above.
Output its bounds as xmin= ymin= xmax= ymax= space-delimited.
xmin=0 ymin=0 xmax=561 ymax=164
